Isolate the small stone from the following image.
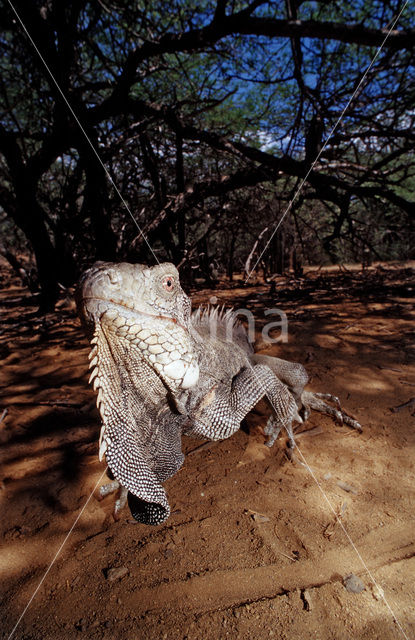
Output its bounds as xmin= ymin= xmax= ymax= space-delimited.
xmin=105 ymin=566 xmax=128 ymax=582
xmin=75 ymin=618 xmax=87 ymax=632
xmin=302 ymin=589 xmax=313 ymax=611
xmin=337 ymin=481 xmax=358 ymax=495
xmin=344 ymin=573 xmax=365 ymax=593
xmin=4 ymin=525 xmax=31 ymax=539
xmin=251 ymin=513 xmax=270 ymax=523
xmin=370 ymin=583 xmax=384 ymax=601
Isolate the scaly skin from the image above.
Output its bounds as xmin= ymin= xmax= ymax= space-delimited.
xmin=76 ymin=261 xmax=361 ymax=525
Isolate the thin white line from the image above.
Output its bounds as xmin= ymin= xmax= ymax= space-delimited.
xmin=249 ymin=360 xmax=409 ymax=638
xmin=7 ymin=467 xmax=109 ymax=640
xmin=7 ymin=0 xmax=159 ymax=265
xmin=294 ymin=444 xmax=410 ymax=640
xmin=245 ymin=0 xmax=409 ymax=282
xmin=6 ymin=7 xmax=159 ymax=637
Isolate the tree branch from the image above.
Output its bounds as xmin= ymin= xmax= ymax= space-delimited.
xmin=92 ymin=13 xmax=414 ymax=120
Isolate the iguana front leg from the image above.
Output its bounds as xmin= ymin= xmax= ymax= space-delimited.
xmin=251 ymin=354 xmax=309 ymax=404
xmin=252 ymin=353 xmax=361 ymax=430
xmin=184 ymin=364 xmax=300 ymax=446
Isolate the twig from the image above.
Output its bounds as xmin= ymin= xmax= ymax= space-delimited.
xmin=295 ymin=425 xmax=324 ymax=438
xmin=276 ymin=550 xmax=297 ymax=562
xmin=187 ymin=441 xmax=215 ymax=456
xmin=390 ymin=397 xmax=415 ymax=413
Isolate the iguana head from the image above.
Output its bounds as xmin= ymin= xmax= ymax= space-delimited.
xmin=76 ymin=261 xmax=199 ymax=392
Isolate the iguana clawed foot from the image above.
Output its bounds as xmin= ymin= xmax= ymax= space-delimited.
xmin=97 ymin=480 xmax=128 ymax=520
xmin=300 ymin=390 xmax=362 ymax=432
xmin=264 ymin=390 xmax=361 ymax=451
xmin=264 ymin=414 xmax=298 ymax=448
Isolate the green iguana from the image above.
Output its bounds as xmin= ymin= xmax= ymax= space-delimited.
xmin=76 ymin=261 xmax=360 ymax=525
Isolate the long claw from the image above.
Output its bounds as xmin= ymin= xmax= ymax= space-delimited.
xmin=314 ymin=392 xmax=341 ymax=409
xmin=264 ymin=415 xmax=296 ymax=449
xmin=342 ymin=414 xmax=362 ymax=431
xmin=97 ymin=480 xmax=129 ymax=519
xmin=301 ymin=404 xmax=311 ymax=422
xmin=333 ymin=409 xmax=344 ymax=426
xmin=113 ymin=487 xmax=128 ymax=520
xmin=301 ymin=390 xmax=361 ymax=432
xmin=264 ymin=416 xmax=282 ymax=448
xmin=97 ymin=480 xmax=120 ymax=500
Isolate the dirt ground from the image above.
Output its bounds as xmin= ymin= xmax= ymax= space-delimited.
xmin=1 ymin=259 xmax=414 ymax=640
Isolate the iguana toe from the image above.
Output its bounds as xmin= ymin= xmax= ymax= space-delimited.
xmin=97 ymin=480 xmax=129 ymax=520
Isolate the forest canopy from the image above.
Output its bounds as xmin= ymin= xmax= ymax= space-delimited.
xmin=0 ymin=0 xmax=414 ymax=307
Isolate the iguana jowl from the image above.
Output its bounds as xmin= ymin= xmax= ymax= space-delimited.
xmin=76 ymin=261 xmax=360 ymax=525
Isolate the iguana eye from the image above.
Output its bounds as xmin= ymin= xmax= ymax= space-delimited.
xmin=162 ymin=275 xmax=175 ymax=292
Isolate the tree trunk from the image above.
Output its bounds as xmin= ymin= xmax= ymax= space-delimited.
xmin=175 ymin=131 xmax=186 ymax=262
xmin=81 ymin=150 xmax=118 ymax=261
xmin=227 ymin=233 xmax=236 ymax=281
xmin=9 ymin=199 xmax=62 ymax=309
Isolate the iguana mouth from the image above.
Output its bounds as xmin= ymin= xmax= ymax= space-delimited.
xmin=81 ymin=295 xmax=182 ymax=327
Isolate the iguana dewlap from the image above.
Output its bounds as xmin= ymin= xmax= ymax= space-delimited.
xmin=76 ymin=261 xmax=360 ymax=525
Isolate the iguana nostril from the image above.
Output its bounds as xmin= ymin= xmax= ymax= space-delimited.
xmin=107 ymin=271 xmax=119 ymax=285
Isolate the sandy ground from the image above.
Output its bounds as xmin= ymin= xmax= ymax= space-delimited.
xmin=1 ymin=259 xmax=414 ymax=640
